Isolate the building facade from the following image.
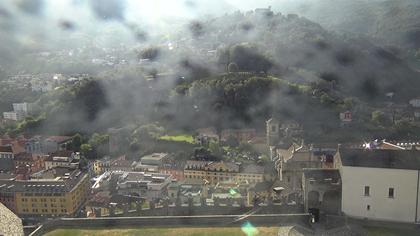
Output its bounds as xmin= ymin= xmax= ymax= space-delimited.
xmin=184 ymin=161 xmax=265 ymax=185
xmin=0 ymin=167 xmax=90 ymax=217
xmin=335 ymin=148 xmax=420 ymax=223
xmin=0 ymin=146 xmax=14 ymax=172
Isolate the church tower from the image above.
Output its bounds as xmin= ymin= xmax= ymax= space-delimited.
xmin=266 ymin=118 xmax=279 ymax=146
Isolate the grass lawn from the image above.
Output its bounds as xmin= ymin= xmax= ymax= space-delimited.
xmin=365 ymin=226 xmax=420 ymax=236
xmin=45 ymin=227 xmax=279 ymax=236
xmin=159 ymin=134 xmax=195 ymax=144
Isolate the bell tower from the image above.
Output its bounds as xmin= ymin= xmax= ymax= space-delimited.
xmin=266 ymin=118 xmax=279 ymax=146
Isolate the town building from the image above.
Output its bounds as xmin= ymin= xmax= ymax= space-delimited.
xmin=266 ymin=118 xmax=302 ymax=147
xmin=132 ymin=153 xmax=172 ymax=173
xmin=44 ymin=151 xmax=80 ymax=170
xmin=3 ymin=111 xmax=25 ymax=121
xmin=339 ymin=111 xmax=352 ymax=126
xmin=93 ymin=156 xmax=112 ymax=175
xmin=184 ymin=161 xmax=265 ymax=185
xmin=42 ymin=136 xmax=72 ymax=154
xmin=116 ymin=172 xmax=172 ymax=202
xmin=302 ymin=169 xmax=341 ymax=215
xmin=93 ymin=156 xmax=134 ymax=175
xmin=24 ymin=136 xmax=43 ymax=154
xmin=12 ymin=103 xmax=33 ymax=115
xmin=85 ymin=191 xmax=111 ymax=217
xmin=272 ymin=144 xmax=324 ymax=193
xmin=0 ymin=173 xmax=18 ymax=212
xmin=14 ymin=153 xmax=46 ymax=172
xmin=109 ymin=155 xmax=134 ymax=172
xmin=160 ymin=157 xmax=185 ymax=181
xmin=0 ymin=167 xmax=90 ymax=217
xmin=0 ymin=145 xmax=14 ymax=172
xmin=221 ymin=129 xmax=256 ymax=143
xmin=2 ymin=103 xmax=34 ymax=121
xmin=140 ymin=153 xmax=169 ymax=166
xmin=335 ymin=148 xmax=420 ymax=223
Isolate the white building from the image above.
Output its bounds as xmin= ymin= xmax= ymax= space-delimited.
xmin=12 ymin=103 xmax=32 ymax=114
xmin=409 ymin=98 xmax=420 ymax=108
xmin=3 ymin=112 xmax=24 ymax=121
xmin=335 ymin=148 xmax=420 ymax=223
xmin=117 ymin=172 xmax=172 ymax=201
xmin=44 ymin=151 xmax=79 ymax=170
xmin=31 ymin=81 xmax=53 ymax=92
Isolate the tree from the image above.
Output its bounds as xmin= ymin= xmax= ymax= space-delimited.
xmin=138 ymin=47 xmax=160 ymax=61
xmin=371 ymin=110 xmax=389 ymax=126
xmin=71 ymin=133 xmax=83 ymax=152
xmin=81 ymin=144 xmax=95 ymax=159
xmin=78 ymin=156 xmax=88 ymax=170
xmin=89 ymin=133 xmax=109 ymax=157
xmin=209 ymin=141 xmax=224 ymax=159
xmin=229 ymin=43 xmax=272 ymax=72
xmin=132 ymin=123 xmax=164 ymax=142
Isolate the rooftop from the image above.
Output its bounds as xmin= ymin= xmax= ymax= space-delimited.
xmin=338 ymin=149 xmax=420 ymax=170
xmin=0 ymin=145 xmax=13 ymax=153
xmin=240 ymin=163 xmax=264 ymax=174
xmin=140 ymin=153 xmax=168 ymax=163
xmin=0 ymin=167 xmax=87 ymax=193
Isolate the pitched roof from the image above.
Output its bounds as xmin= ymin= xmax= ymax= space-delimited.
xmin=338 ymin=149 xmax=420 ymax=170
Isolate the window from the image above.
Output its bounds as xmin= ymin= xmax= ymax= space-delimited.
xmin=364 ymin=186 xmax=370 ymax=196
xmin=388 ymin=188 xmax=394 ymax=198
xmin=367 ymin=205 xmax=370 ymax=211
xmin=271 ymin=125 xmax=276 ymax=132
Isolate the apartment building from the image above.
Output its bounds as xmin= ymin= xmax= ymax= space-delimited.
xmin=0 ymin=167 xmax=90 ymax=217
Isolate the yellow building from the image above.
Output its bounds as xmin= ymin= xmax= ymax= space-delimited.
xmin=184 ymin=161 xmax=265 ymax=185
xmin=93 ymin=157 xmax=111 ymax=175
xmin=2 ymin=167 xmax=90 ymax=217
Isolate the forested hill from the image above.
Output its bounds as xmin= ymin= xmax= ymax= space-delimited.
xmin=179 ymin=10 xmax=420 ymax=103
xmin=2 ymin=10 xmax=420 ymax=142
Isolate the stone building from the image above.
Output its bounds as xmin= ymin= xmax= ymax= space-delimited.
xmin=302 ymin=169 xmax=341 ymax=215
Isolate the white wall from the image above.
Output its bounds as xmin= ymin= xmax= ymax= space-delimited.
xmin=341 ymin=166 xmax=420 ymax=223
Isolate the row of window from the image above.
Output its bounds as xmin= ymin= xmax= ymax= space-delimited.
xmin=22 ymin=203 xmax=66 ymax=208
xmin=23 ymin=193 xmax=65 ymax=197
xmin=26 ymin=198 xmax=66 ymax=202
xmin=364 ymin=186 xmax=394 ymax=198
xmin=22 ymin=208 xmax=67 ymax=213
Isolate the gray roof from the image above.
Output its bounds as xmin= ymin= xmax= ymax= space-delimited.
xmin=240 ymin=164 xmax=264 ymax=174
xmin=0 ymin=145 xmax=13 ymax=153
xmin=338 ymin=149 xmax=420 ymax=170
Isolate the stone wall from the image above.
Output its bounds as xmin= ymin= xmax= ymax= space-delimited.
xmin=30 ymin=214 xmax=310 ymax=236
xmin=0 ymin=202 xmax=24 ymax=236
